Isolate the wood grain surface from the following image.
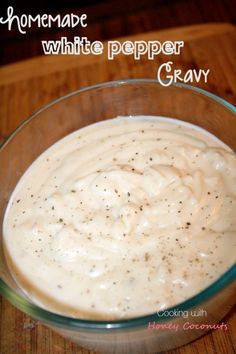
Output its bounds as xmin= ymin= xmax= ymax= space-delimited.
xmin=1 ymin=0 xmax=236 ymax=66
xmin=0 ymin=23 xmax=235 ymax=354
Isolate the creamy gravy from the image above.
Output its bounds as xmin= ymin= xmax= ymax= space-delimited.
xmin=3 ymin=116 xmax=236 ymax=319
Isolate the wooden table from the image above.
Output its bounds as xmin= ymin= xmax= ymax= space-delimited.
xmin=0 ymin=23 xmax=235 ymax=354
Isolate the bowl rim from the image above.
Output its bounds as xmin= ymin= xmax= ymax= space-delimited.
xmin=0 ymin=79 xmax=235 ymax=151
xmin=0 ymin=78 xmax=236 ymax=330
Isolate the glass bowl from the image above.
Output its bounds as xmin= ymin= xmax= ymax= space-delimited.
xmin=0 ymin=79 xmax=235 ymax=354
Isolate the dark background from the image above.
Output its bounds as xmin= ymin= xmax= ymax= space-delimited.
xmin=0 ymin=0 xmax=235 ymax=66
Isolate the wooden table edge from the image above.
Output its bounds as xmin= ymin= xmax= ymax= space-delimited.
xmin=0 ymin=22 xmax=235 ymax=86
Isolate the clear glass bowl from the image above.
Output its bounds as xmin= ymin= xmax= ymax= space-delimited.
xmin=0 ymin=79 xmax=235 ymax=354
